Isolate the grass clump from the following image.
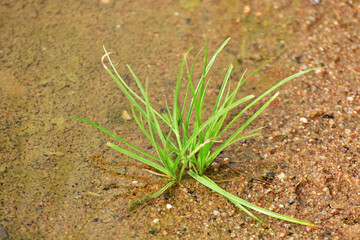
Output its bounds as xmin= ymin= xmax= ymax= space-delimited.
xmin=71 ymin=37 xmax=317 ymax=229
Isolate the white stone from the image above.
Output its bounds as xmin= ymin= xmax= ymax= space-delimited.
xmin=277 ymin=173 xmax=286 ymax=180
xmin=300 ymin=117 xmax=308 ymax=123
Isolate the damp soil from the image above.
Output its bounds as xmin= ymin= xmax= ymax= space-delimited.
xmin=1 ymin=0 xmax=360 ymax=239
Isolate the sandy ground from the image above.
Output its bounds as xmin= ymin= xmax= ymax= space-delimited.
xmin=1 ymin=0 xmax=359 ymax=239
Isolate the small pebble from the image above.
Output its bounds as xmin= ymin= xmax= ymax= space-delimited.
xmin=153 ymin=218 xmax=159 ymax=223
xmin=279 ymin=232 xmax=286 ymax=238
xmin=213 ymin=210 xmax=220 ymax=215
xmin=277 ymin=173 xmax=286 ymax=181
xmin=322 ymin=187 xmax=330 ymax=195
xmin=300 ymin=117 xmax=308 ymax=123
xmin=243 ymin=5 xmax=251 ymax=14
xmin=166 ymin=204 xmax=172 ymax=209
xmin=309 ymin=108 xmax=324 ymax=118
xmin=121 ymin=110 xmax=132 ymax=120
xmin=315 ymin=68 xmax=326 ymax=76
xmin=287 ymin=200 xmax=295 ymax=205
xmin=99 ymin=0 xmax=111 ymax=4
xmin=311 ymin=0 xmax=321 ymax=5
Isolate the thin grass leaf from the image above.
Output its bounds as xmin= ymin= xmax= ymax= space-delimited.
xmin=102 ymin=48 xmax=148 ymax=116
xmin=207 ymin=92 xmax=280 ymax=166
xmin=203 ymin=35 xmax=208 ymax=75
xmin=188 ymin=171 xmax=315 ymax=226
xmin=107 ymin=142 xmax=170 ymax=176
xmin=184 ymin=48 xmax=203 ymax=130
xmin=213 ymin=64 xmax=233 ymax=114
xmin=197 ymin=77 xmax=212 ymax=128
xmin=143 ymin=81 xmax=174 ymax=177
xmin=182 ymin=94 xmax=255 ymax=156
xmin=126 ymin=66 xmax=148 ymax=102
xmin=188 ymin=138 xmax=218 ymax=159
xmin=131 ymin=107 xmax=153 ymax=144
xmin=203 ymin=131 xmax=261 ymax=169
xmin=220 ymin=67 xmax=320 ymax=136
xmin=103 ymin=49 xmax=171 ymax=132
xmin=220 ymin=69 xmax=247 ymax=113
xmin=147 ymin=180 xmax=177 ymax=199
xmin=103 ymin=67 xmax=146 ymax=118
xmin=68 ymin=116 xmax=159 ymax=162
xmin=233 ymin=201 xmax=270 ymax=229
xmin=204 ymin=37 xmax=231 ymax=75
xmin=175 ymin=47 xmax=193 ymax=120
xmin=171 ymin=57 xmax=187 ymax=149
xmin=206 ymin=71 xmax=248 ymax=141
xmin=127 ymin=180 xmax=177 ymax=212
xmin=186 ymin=37 xmax=230 ymax=134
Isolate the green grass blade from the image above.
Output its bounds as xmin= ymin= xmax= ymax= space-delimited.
xmin=128 ymin=180 xmax=176 ymax=212
xmin=147 ymin=180 xmax=177 ymax=199
xmin=204 ymin=37 xmax=231 ymax=75
xmin=131 ymin=107 xmax=154 ymax=145
xmin=222 ymin=69 xmax=247 ymax=111
xmin=145 ymin=80 xmax=178 ymax=177
xmin=234 ymin=201 xmax=270 ymax=229
xmin=144 ymin=82 xmax=167 ymax=163
xmin=102 ymin=47 xmax=147 ymax=108
xmin=176 ymin=47 xmax=193 ymax=121
xmin=202 ymin=34 xmax=208 ymax=77
xmin=208 ymin=92 xmax=279 ymax=163
xmin=204 ymin=130 xmax=261 ymax=168
xmin=213 ymin=64 xmax=233 ymax=114
xmin=184 ymin=48 xmax=203 ymax=130
xmin=221 ymin=67 xmax=320 ymax=136
xmin=172 ymin=57 xmax=186 ymax=147
xmin=245 ymin=67 xmax=318 ymax=112
xmin=185 ymin=37 xmax=231 ymax=135
xmin=208 ymin=69 xmax=248 ymax=141
xmin=182 ymin=94 xmax=255 ymax=154
xmin=126 ymin=65 xmax=148 ymax=102
xmin=103 ymin=48 xmax=171 ymax=131
xmin=188 ymin=171 xmax=314 ymax=226
xmin=102 ymin=48 xmax=149 ymax=117
xmin=196 ymin=77 xmax=212 ymax=132
xmin=103 ymin=67 xmax=147 ymax=118
xmin=107 ymin=142 xmax=170 ymax=176
xmin=68 ymin=116 xmax=159 ymax=162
